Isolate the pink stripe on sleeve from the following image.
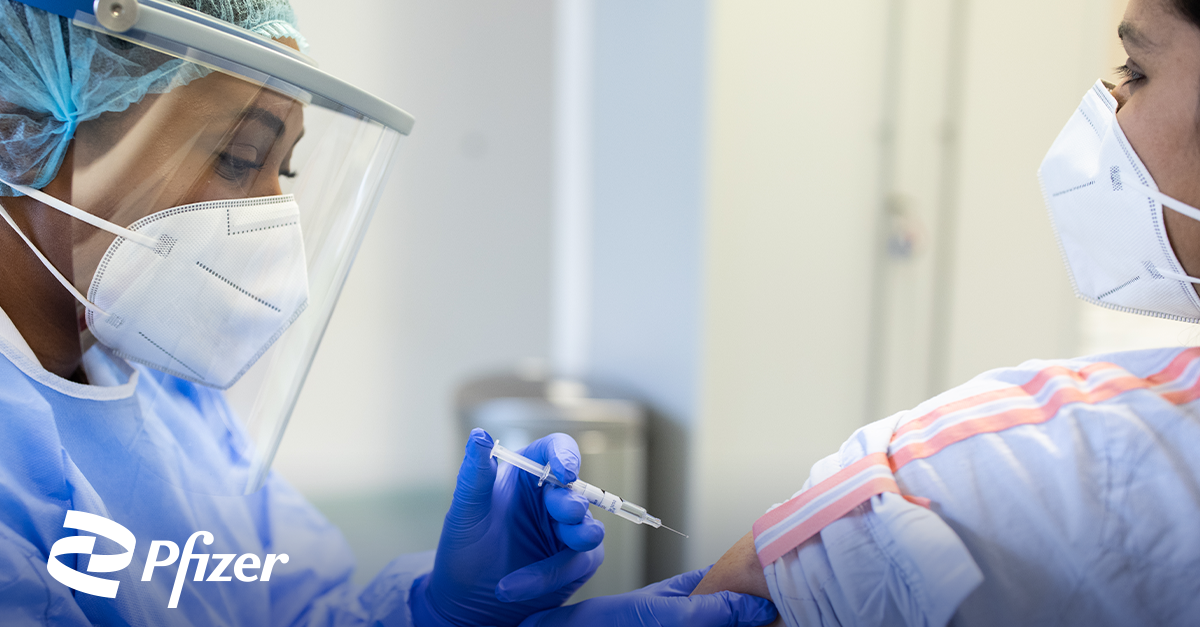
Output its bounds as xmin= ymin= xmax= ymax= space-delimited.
xmin=751 ymin=348 xmax=1200 ymax=571
xmin=890 ymin=373 xmax=1149 ymax=469
xmin=893 ymin=362 xmax=1120 ymax=439
xmin=753 ymin=453 xmax=890 ymax=534
xmin=755 ymin=475 xmax=900 ymax=568
xmin=1145 ymin=346 xmax=1200 ymax=386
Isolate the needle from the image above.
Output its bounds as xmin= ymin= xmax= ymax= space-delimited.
xmin=660 ymin=524 xmax=688 ymax=538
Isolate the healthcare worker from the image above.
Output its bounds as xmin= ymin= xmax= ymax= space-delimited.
xmin=0 ymin=1 xmax=779 ymax=625
xmin=685 ymin=1 xmax=1200 ymax=625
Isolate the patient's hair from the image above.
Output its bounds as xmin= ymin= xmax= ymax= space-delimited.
xmin=1175 ymin=0 xmax=1200 ymax=29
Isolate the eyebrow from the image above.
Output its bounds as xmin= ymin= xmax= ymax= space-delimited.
xmin=242 ymin=107 xmax=286 ymax=137
xmin=1118 ymin=21 xmax=1154 ymax=50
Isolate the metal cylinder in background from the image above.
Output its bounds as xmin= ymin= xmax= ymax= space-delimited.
xmin=457 ymin=373 xmax=647 ymax=600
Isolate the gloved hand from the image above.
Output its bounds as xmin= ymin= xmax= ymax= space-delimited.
xmin=410 ymin=428 xmax=606 ymax=627
xmin=517 ymin=567 xmax=778 ymax=627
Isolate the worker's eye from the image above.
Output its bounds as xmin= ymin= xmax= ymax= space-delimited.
xmin=215 ymin=148 xmax=265 ymax=182
xmin=1116 ymin=60 xmax=1145 ymax=83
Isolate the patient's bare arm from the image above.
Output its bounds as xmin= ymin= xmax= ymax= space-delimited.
xmin=691 ymin=532 xmax=785 ymax=626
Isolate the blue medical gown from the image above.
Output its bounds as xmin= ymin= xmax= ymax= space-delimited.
xmin=0 ymin=339 xmax=433 ymax=626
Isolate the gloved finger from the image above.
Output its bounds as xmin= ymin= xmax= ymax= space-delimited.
xmin=444 ymin=429 xmax=498 ymax=532
xmin=638 ymin=565 xmax=714 ymax=597
xmin=517 ymin=589 xmax=777 ymax=627
xmin=543 ymin=485 xmax=589 ymax=524
xmin=652 ymin=591 xmax=778 ymax=627
xmin=552 ymin=512 xmax=604 ymax=552
xmin=495 ymin=544 xmax=605 ymax=602
xmin=519 ymin=433 xmax=580 ymax=485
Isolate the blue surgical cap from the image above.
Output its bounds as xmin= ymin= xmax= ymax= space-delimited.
xmin=0 ymin=0 xmax=306 ymax=196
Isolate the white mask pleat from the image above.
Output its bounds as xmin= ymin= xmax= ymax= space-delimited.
xmin=1040 ymin=79 xmax=1200 ymax=322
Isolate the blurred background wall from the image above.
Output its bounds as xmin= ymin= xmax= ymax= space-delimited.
xmin=275 ymin=0 xmax=557 ymax=580
xmin=273 ymin=0 xmax=1195 ymax=589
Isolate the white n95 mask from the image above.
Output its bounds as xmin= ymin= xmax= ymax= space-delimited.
xmin=0 ymin=181 xmax=309 ymax=389
xmin=1040 ymin=79 xmax=1200 ymax=323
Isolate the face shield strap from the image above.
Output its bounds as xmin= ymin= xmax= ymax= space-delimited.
xmin=0 ymin=178 xmax=162 ymax=318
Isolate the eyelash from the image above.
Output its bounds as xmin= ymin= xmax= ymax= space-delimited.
xmin=1116 ymin=64 xmax=1145 ymax=82
xmin=216 ymin=152 xmax=264 ymax=182
xmin=217 ymin=153 xmax=299 ymax=181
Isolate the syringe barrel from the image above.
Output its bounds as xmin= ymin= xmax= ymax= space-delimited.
xmin=490 ymin=443 xmax=565 ymax=488
xmin=489 ymin=437 xmax=666 ymax=528
xmin=570 ymin=480 xmax=623 ymax=514
xmin=571 ymin=482 xmax=661 ymax=527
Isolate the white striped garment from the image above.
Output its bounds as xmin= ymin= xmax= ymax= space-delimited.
xmin=754 ymin=347 xmax=1200 ymax=627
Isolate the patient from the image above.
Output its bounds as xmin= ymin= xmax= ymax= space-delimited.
xmin=688 ymin=0 xmax=1200 ymax=624
xmin=693 ymin=340 xmax=1200 ymax=627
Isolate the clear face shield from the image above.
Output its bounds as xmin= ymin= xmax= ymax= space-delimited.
xmin=4 ymin=0 xmax=413 ymax=495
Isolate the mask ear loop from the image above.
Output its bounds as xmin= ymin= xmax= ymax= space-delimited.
xmin=0 ymin=203 xmax=108 ymax=316
xmin=1156 ymin=269 xmax=1200 ymax=285
xmin=3 ymin=182 xmax=158 ymax=249
xmin=0 ymin=179 xmax=161 ymax=317
xmin=1136 ymin=183 xmax=1200 ymax=223
xmin=1132 ymin=183 xmax=1200 ymax=284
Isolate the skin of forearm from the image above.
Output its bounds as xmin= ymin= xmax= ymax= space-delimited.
xmin=691 ymin=531 xmax=785 ymax=626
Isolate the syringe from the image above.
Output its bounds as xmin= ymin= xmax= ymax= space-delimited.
xmin=491 ymin=441 xmax=687 ymax=538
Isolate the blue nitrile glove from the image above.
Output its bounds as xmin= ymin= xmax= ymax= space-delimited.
xmin=410 ymin=428 xmax=606 ymax=627
xmin=517 ymin=566 xmax=778 ymax=627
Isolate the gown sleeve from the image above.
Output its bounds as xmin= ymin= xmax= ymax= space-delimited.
xmin=256 ymin=471 xmax=435 ymax=627
xmin=0 ymin=522 xmax=93 ymax=627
